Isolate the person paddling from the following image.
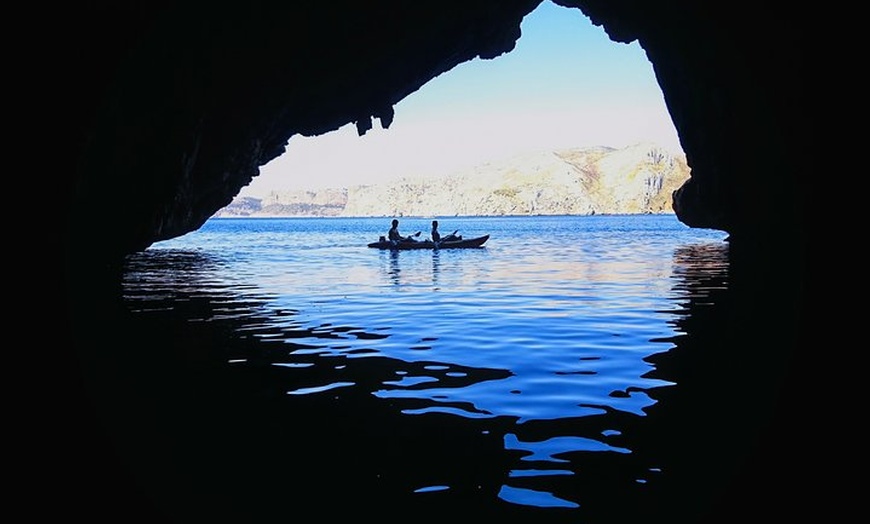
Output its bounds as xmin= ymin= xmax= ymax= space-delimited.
xmin=388 ymin=219 xmax=420 ymax=243
xmin=431 ymin=220 xmax=459 ymax=243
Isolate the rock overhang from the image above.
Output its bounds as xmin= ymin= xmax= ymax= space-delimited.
xmin=63 ymin=0 xmax=806 ymax=268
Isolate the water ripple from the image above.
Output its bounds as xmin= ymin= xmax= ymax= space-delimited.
xmin=124 ymin=215 xmax=730 ymax=516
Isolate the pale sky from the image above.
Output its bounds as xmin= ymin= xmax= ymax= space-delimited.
xmin=240 ymin=0 xmax=682 ymax=197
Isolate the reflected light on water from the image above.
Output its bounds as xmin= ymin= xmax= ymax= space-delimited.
xmin=123 ymin=215 xmax=730 ymax=516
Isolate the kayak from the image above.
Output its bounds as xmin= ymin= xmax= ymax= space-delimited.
xmin=368 ymin=234 xmax=490 ymax=250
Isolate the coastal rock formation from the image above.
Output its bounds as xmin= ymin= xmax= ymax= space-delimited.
xmin=44 ymin=1 xmax=815 ymax=522
xmin=62 ymin=0 xmax=806 ymax=265
xmin=216 ymin=143 xmax=689 ymax=217
xmin=243 ymin=188 xmax=350 ymax=217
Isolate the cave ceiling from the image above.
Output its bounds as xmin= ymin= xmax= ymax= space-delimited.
xmin=61 ymin=0 xmax=806 ymax=263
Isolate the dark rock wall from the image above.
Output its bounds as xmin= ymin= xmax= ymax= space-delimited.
xmin=65 ymin=0 xmax=805 ymax=266
xmin=567 ymin=1 xmax=806 ymax=240
xmin=68 ymin=0 xmax=539 ymax=261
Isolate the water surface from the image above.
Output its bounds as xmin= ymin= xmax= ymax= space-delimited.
xmin=120 ymin=215 xmax=734 ymax=520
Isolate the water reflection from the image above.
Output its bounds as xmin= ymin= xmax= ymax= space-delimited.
xmin=432 ymin=250 xmax=441 ymax=288
xmin=99 ymin=238 xmax=786 ymax=522
xmin=382 ymin=249 xmax=443 ymax=288
xmin=388 ymin=249 xmax=400 ymax=285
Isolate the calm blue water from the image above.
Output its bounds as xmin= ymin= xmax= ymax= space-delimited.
xmin=122 ymin=214 xmax=730 ymax=517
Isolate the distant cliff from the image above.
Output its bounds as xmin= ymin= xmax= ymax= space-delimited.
xmin=215 ymin=143 xmax=689 ymax=217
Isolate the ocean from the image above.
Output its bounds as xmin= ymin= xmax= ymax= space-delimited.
xmin=108 ymin=214 xmax=771 ymax=521
xmin=130 ymin=215 xmax=727 ymax=426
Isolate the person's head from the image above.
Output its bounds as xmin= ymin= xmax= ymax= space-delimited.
xmin=432 ymin=220 xmax=438 ymax=227
xmin=392 ymin=219 xmax=399 ymax=227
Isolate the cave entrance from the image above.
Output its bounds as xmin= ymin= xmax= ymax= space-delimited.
xmin=132 ymin=4 xmax=731 ymax=516
xmin=231 ymin=0 xmax=682 ymax=212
